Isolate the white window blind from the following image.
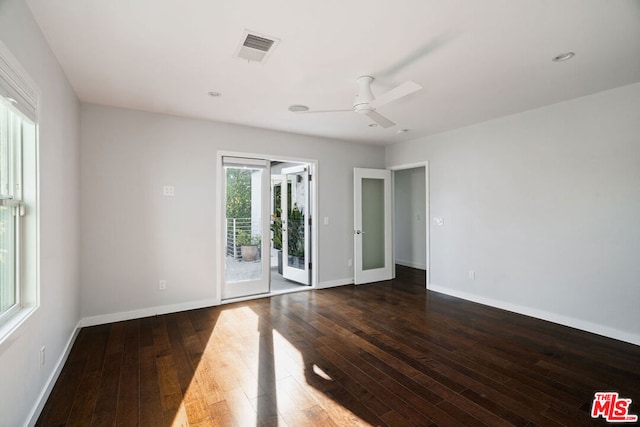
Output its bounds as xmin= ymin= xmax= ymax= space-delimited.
xmin=0 ymin=45 xmax=38 ymax=122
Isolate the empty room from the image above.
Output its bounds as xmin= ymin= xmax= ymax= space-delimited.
xmin=0 ymin=0 xmax=639 ymax=425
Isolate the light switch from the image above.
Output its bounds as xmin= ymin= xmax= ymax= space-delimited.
xmin=163 ymin=185 xmax=175 ymax=196
xmin=323 ymin=216 xmax=329 ymax=225
xmin=433 ymin=217 xmax=444 ymax=226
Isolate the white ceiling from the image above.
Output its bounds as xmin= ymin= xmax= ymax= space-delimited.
xmin=25 ymin=0 xmax=640 ymax=145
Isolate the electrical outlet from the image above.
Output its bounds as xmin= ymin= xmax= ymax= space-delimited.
xmin=323 ymin=216 xmax=329 ymax=225
xmin=348 ymin=259 xmax=353 ymax=267
xmin=159 ymin=280 xmax=167 ymax=290
xmin=40 ymin=346 xmax=46 ymax=367
xmin=469 ymin=270 xmax=476 ymax=281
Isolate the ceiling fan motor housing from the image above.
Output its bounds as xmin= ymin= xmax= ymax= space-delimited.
xmin=353 ymin=76 xmax=375 ymax=113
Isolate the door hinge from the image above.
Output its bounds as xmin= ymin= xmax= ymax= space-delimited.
xmin=308 ymin=217 xmax=312 ymax=226
xmin=308 ymin=262 xmax=312 ymax=270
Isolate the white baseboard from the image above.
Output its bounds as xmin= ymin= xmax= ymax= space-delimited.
xmin=80 ymin=298 xmax=220 ymax=327
xmin=429 ymin=284 xmax=640 ymax=346
xmin=395 ymin=259 xmax=427 ymax=270
xmin=27 ymin=321 xmax=81 ymax=427
xmin=318 ymin=277 xmax=354 ymax=289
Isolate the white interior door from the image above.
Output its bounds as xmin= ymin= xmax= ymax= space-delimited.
xmin=354 ymin=168 xmax=393 ymax=284
xmin=281 ymin=165 xmax=310 ymax=285
xmin=222 ymin=157 xmax=271 ymax=299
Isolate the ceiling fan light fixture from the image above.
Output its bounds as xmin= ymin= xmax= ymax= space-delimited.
xmin=288 ymin=105 xmax=309 ymax=112
xmin=552 ymin=52 xmax=575 ymax=62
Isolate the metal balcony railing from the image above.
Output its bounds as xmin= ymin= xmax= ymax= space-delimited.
xmin=226 ymin=218 xmax=261 ymax=259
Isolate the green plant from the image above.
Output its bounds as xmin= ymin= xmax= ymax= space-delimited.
xmin=236 ymin=229 xmax=259 ymax=246
xmin=236 ymin=229 xmax=251 ymax=246
xmin=271 ymin=184 xmax=283 ymax=250
xmin=287 ymin=204 xmax=305 ymax=258
xmin=225 ymin=168 xmax=252 ymax=219
xmin=270 ymin=209 xmax=282 ymax=250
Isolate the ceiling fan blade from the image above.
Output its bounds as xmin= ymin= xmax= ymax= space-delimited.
xmin=366 ymin=111 xmax=395 ymax=128
xmin=295 ymin=109 xmax=353 ymax=114
xmin=376 ymin=33 xmax=455 ymax=79
xmin=369 ymin=81 xmax=422 ymax=109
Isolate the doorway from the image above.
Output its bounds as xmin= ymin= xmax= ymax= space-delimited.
xmin=219 ymin=152 xmax=317 ymax=301
xmin=270 ymin=161 xmax=312 ymax=293
xmin=391 ymin=163 xmax=429 ymax=286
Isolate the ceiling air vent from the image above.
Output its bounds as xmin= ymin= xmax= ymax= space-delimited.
xmin=234 ymin=30 xmax=280 ymax=64
xmin=243 ymin=34 xmax=274 ymax=51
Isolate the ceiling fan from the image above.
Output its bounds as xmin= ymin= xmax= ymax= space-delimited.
xmin=293 ymin=76 xmax=422 ymax=128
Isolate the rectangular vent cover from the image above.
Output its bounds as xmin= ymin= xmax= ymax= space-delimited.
xmin=234 ymin=30 xmax=280 ymax=63
xmin=243 ymin=34 xmax=274 ymax=52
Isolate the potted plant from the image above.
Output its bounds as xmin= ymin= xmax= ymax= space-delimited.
xmin=237 ymin=229 xmax=260 ymax=262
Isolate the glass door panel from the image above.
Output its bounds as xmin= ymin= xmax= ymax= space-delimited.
xmin=222 ymin=157 xmax=270 ymax=299
xmin=361 ymin=178 xmax=385 ymax=270
xmin=281 ymin=165 xmax=310 ymax=285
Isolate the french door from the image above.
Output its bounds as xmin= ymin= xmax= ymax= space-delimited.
xmin=281 ymin=165 xmax=310 ymax=285
xmin=222 ymin=157 xmax=271 ymax=299
xmin=354 ymin=168 xmax=393 ymax=284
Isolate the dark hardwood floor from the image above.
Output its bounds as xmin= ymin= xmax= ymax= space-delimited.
xmin=37 ymin=266 xmax=640 ymax=426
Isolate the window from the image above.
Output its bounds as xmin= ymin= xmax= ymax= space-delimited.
xmin=0 ymin=41 xmax=39 ymax=340
xmin=0 ymin=96 xmax=23 ymax=319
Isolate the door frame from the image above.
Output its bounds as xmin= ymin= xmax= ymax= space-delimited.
xmin=388 ymin=161 xmax=430 ymax=288
xmin=216 ymin=150 xmax=318 ymax=303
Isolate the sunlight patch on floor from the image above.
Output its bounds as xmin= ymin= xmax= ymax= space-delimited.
xmin=170 ymin=303 xmax=373 ymax=426
xmin=312 ymin=364 xmax=333 ymax=381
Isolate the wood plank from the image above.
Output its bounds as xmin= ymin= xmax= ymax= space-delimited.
xmin=116 ymin=319 xmax=141 ymax=426
xmin=89 ymin=353 xmax=123 ymax=426
xmin=139 ymin=339 xmax=164 ymax=427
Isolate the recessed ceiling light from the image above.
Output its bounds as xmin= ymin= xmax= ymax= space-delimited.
xmin=288 ymin=105 xmax=309 ymax=112
xmin=397 ymin=129 xmax=409 ymax=134
xmin=552 ymin=52 xmax=575 ymax=62
xmin=208 ymin=91 xmax=221 ymax=97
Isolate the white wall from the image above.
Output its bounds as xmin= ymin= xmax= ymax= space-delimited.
xmin=386 ymin=83 xmax=640 ymax=345
xmin=80 ymin=104 xmax=384 ymax=320
xmin=0 ymin=0 xmax=81 ymax=426
xmin=394 ymin=167 xmax=427 ymax=270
